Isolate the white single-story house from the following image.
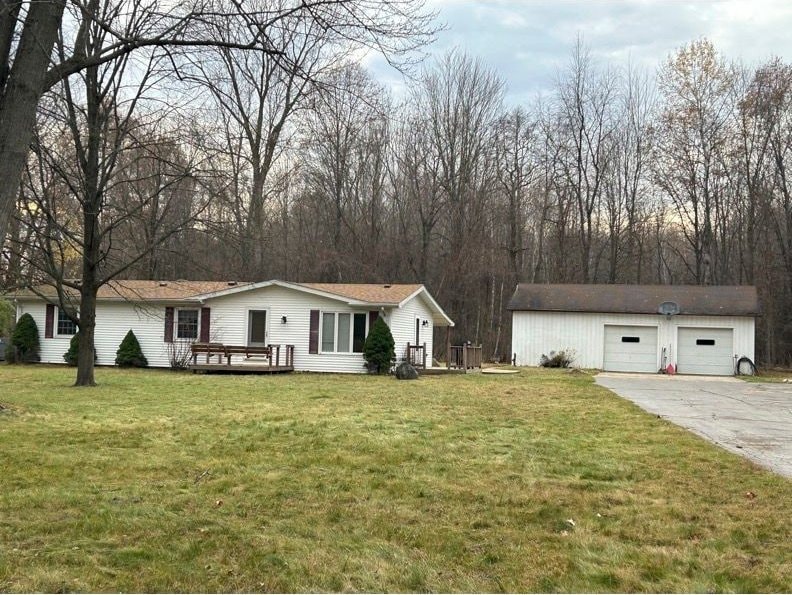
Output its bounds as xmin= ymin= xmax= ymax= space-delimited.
xmin=508 ymin=284 xmax=759 ymax=375
xmin=10 ymin=279 xmax=454 ymax=373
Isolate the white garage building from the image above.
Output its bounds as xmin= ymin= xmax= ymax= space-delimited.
xmin=508 ymin=284 xmax=759 ymax=375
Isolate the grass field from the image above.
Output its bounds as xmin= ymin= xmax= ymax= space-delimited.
xmin=0 ymin=365 xmax=790 ymax=592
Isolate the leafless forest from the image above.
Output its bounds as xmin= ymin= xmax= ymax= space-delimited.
xmin=2 ymin=1 xmax=792 ymax=373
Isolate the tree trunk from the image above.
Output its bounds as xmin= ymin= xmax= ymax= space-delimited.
xmin=0 ymin=0 xmax=66 ymax=244
xmin=0 ymin=1 xmax=23 ymax=90
xmin=74 ymin=62 xmax=101 ymax=387
xmin=76 ymin=283 xmax=97 ymax=386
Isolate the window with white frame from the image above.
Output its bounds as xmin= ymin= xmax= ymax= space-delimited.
xmin=176 ymin=309 xmax=199 ymax=340
xmin=57 ymin=308 xmax=77 ymax=336
xmin=320 ymin=312 xmax=368 ymax=353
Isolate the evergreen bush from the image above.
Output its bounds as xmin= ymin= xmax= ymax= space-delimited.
xmin=362 ymin=316 xmax=395 ymax=374
xmin=64 ymin=334 xmax=80 ymax=366
xmin=115 ymin=330 xmax=148 ymax=368
xmin=63 ymin=332 xmax=97 ymax=366
xmin=7 ymin=313 xmax=40 ymax=363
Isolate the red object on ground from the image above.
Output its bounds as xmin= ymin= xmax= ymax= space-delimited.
xmin=666 ymin=363 xmax=676 ymax=375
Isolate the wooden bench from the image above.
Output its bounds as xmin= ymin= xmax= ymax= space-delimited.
xmin=191 ymin=342 xmax=226 ymax=365
xmin=222 ymin=344 xmax=272 ymax=365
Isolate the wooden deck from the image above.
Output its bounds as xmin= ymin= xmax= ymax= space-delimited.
xmin=191 ymin=362 xmax=294 ymax=374
xmin=189 ymin=343 xmax=295 ymax=374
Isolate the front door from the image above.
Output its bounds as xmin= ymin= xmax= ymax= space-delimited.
xmin=248 ymin=310 xmax=267 ymax=346
xmin=415 ymin=317 xmax=420 ymax=344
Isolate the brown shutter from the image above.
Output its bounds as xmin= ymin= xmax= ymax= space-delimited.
xmin=368 ymin=310 xmax=379 ymax=334
xmin=45 ymin=304 xmax=55 ymax=338
xmin=164 ymin=307 xmax=174 ymax=343
xmin=309 ymin=309 xmax=319 ymax=354
xmin=200 ymin=307 xmax=210 ymax=343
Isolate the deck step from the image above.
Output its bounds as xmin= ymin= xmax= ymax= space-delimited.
xmin=191 ymin=364 xmax=294 ymax=374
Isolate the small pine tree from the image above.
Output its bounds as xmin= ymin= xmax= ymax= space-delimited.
xmin=362 ymin=317 xmax=395 ymax=374
xmin=8 ymin=313 xmax=40 ymax=363
xmin=64 ymin=333 xmax=80 ymax=366
xmin=63 ymin=333 xmax=97 ymax=366
xmin=115 ymin=330 xmax=148 ymax=368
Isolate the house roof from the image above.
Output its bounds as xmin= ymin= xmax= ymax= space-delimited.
xmin=300 ymin=283 xmax=423 ymax=305
xmin=10 ymin=279 xmax=454 ymax=325
xmin=10 ymin=280 xmax=248 ymax=302
xmin=507 ymin=284 xmax=760 ymax=317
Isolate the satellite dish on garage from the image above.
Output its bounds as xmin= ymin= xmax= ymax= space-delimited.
xmin=658 ymin=301 xmax=680 ymax=316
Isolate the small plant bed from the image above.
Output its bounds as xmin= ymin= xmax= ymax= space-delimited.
xmin=0 ymin=366 xmax=789 ymax=592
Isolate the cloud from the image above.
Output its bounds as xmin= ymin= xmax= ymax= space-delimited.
xmin=367 ymin=0 xmax=792 ymax=105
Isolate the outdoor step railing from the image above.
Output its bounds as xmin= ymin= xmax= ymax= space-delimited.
xmin=449 ymin=344 xmax=483 ymax=369
xmin=405 ymin=342 xmax=427 ymax=369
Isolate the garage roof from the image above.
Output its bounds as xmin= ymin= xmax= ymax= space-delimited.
xmin=507 ymin=284 xmax=760 ymax=317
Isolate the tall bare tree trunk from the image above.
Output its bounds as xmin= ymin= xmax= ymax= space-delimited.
xmin=0 ymin=0 xmax=65 ymax=243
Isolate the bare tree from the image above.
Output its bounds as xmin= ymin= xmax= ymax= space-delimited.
xmin=493 ymin=106 xmax=538 ymax=285
xmin=553 ymin=38 xmax=617 ymax=282
xmin=11 ymin=27 xmax=209 ymax=385
xmin=603 ymin=62 xmax=655 ymax=282
xmin=0 ymin=0 xmax=437 ymax=244
xmin=302 ymin=63 xmax=390 ymax=280
xmin=654 ymin=39 xmax=736 ymax=284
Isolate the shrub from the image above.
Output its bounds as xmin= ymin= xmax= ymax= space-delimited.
xmin=115 ymin=330 xmax=148 ymax=368
xmin=63 ymin=333 xmax=97 ymax=366
xmin=167 ymin=340 xmax=194 ymax=370
xmin=539 ymin=349 xmax=575 ymax=368
xmin=363 ymin=316 xmax=395 ymax=374
xmin=7 ymin=313 xmax=40 ymax=363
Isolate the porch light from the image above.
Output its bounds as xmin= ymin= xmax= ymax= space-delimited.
xmin=422 ymin=319 xmax=429 ymax=327
xmin=281 ymin=316 xmax=287 ymax=324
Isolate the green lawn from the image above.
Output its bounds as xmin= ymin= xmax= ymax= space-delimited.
xmin=1 ymin=366 xmax=790 ymax=592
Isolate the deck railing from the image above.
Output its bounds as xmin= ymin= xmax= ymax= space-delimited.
xmin=190 ymin=342 xmax=294 ymax=368
xmin=449 ymin=344 xmax=483 ymax=369
xmin=405 ymin=342 xmax=428 ymax=369
xmin=270 ymin=344 xmax=295 ymax=368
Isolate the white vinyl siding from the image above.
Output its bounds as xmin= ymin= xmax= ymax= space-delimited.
xmin=206 ymin=285 xmax=386 ymax=373
xmin=18 ymin=300 xmax=178 ymax=368
xmin=388 ymin=293 xmax=435 ymax=365
xmin=19 ymin=284 xmax=447 ymax=373
xmin=512 ymin=311 xmax=755 ymax=374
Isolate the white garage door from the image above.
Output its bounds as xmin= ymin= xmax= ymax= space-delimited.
xmin=603 ymin=325 xmax=658 ymax=373
xmin=677 ymin=327 xmax=734 ymax=376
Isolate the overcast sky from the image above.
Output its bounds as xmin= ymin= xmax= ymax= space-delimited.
xmin=368 ymin=0 xmax=792 ymax=105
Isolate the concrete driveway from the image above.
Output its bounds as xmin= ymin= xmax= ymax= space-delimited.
xmin=596 ymin=373 xmax=792 ymax=478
